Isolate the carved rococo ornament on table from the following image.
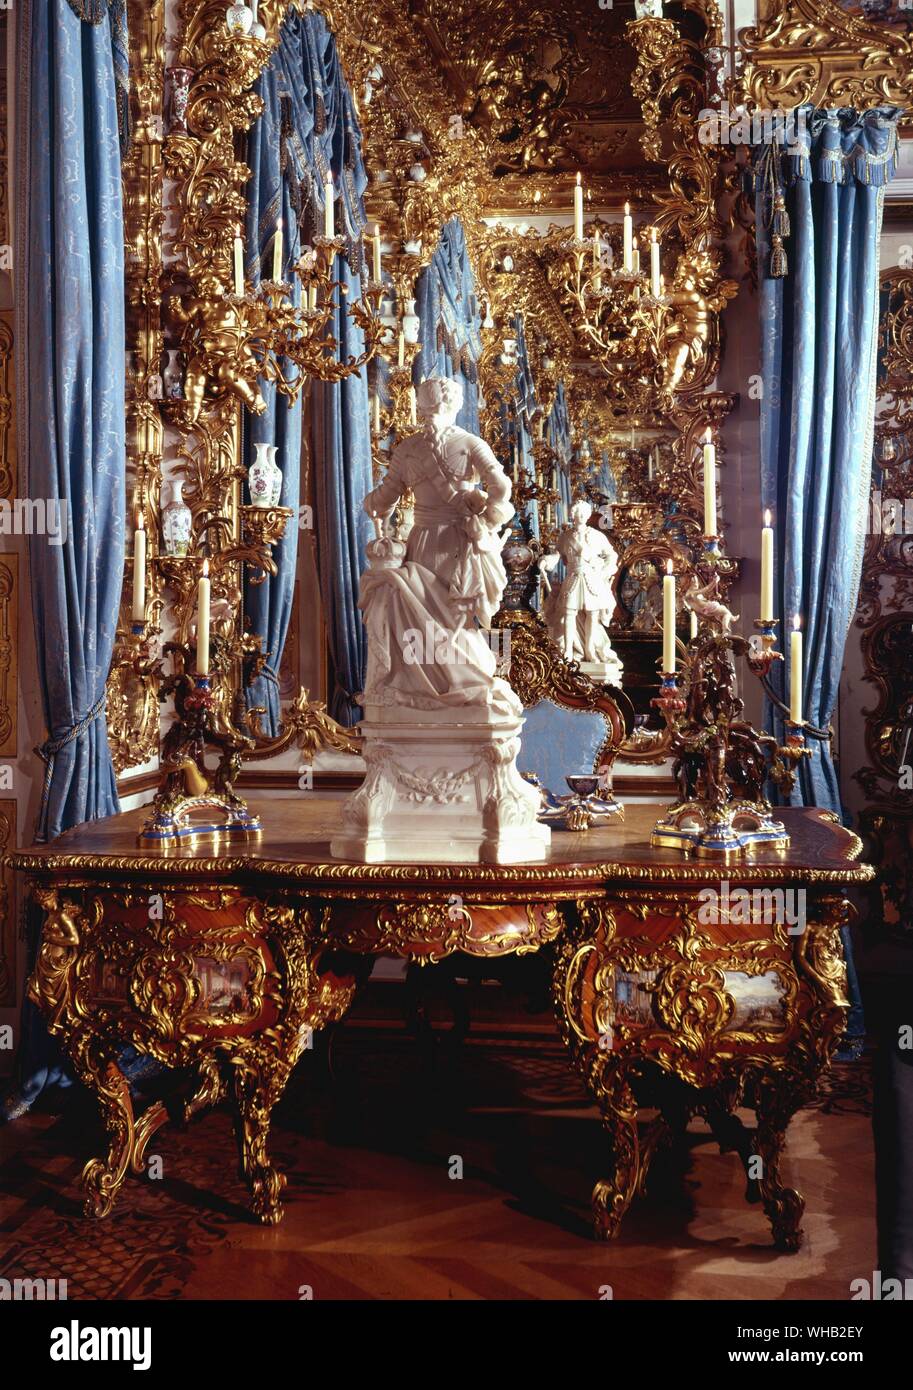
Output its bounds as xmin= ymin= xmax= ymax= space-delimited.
xmin=554 ymin=887 xmax=853 ymax=1246
xmin=26 ymin=883 xmax=360 ymax=1224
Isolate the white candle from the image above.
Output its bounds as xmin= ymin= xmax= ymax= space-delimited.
xmin=574 ymin=172 xmax=584 ymax=241
xmin=761 ymin=508 xmax=774 ymax=622
xmin=650 ymin=227 xmax=661 ymax=296
xmin=372 ymin=223 xmax=381 ymax=282
xmin=592 ymin=232 xmax=602 ymax=291
xmin=197 ymin=559 xmax=211 ymax=677
xmin=633 ymin=245 xmax=641 ymax=276
xmin=647 ymin=449 xmax=654 ymax=482
xmin=272 ymin=217 xmax=283 ymax=282
xmin=324 ymin=175 xmax=334 ymax=239
xmin=371 ymin=392 xmax=381 ymax=435
xmin=623 ymin=202 xmax=633 ymax=271
xmin=233 ymin=226 xmax=245 ymax=296
xmin=703 ymin=429 xmax=717 ymax=537
xmin=690 ymin=608 xmax=698 ymax=641
xmin=789 ymin=615 xmax=803 ymax=723
xmin=408 ymin=385 xmax=417 ymax=426
xmin=662 ymin=559 xmax=676 ymax=673
xmin=132 ymin=515 xmax=146 ymax=623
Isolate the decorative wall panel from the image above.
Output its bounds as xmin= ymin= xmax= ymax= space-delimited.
xmin=0 ymin=310 xmax=14 ymax=501
xmin=0 ymin=798 xmax=16 ymax=1005
xmin=0 ymin=552 xmax=16 ymax=757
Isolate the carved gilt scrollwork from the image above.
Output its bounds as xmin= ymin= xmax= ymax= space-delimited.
xmin=734 ymin=0 xmax=913 ymax=112
xmin=553 ymin=888 xmax=850 ymax=1244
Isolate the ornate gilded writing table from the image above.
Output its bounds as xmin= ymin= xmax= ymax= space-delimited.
xmin=9 ymin=800 xmax=871 ymax=1247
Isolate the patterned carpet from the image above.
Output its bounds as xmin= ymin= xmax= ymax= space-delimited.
xmin=0 ymin=1019 xmax=876 ymax=1301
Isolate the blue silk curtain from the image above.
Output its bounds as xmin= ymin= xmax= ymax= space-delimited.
xmin=414 ymin=218 xmax=482 ymax=433
xmin=243 ymin=10 xmax=372 ymax=729
xmin=4 ymin=0 xmax=129 ymax=1122
xmin=306 ymin=16 xmax=372 ymax=727
xmin=597 ymin=450 xmax=617 ymax=503
xmin=752 ymin=107 xmax=901 ymax=808
xmin=16 ymin=0 xmax=128 ymax=841
xmin=242 ymin=23 xmax=308 ymax=734
xmin=313 ymin=255 xmax=373 ymax=725
xmin=752 ymin=105 xmax=901 ymax=1053
xmin=548 ymin=382 xmax=573 ymax=523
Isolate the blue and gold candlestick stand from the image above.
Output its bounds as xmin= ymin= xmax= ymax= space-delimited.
xmin=139 ymin=649 xmax=261 ymax=845
xmin=649 ymin=630 xmax=799 ymax=859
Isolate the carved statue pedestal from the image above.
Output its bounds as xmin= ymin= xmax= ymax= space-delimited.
xmin=331 ymin=703 xmax=551 ymax=864
xmin=579 ymin=654 xmax=624 ymax=688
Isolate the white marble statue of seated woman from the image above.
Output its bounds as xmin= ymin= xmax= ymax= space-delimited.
xmin=360 ymin=375 xmax=520 ymax=718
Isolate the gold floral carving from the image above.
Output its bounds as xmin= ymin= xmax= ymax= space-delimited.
xmin=246 ymin=686 xmax=361 ymax=762
xmin=734 ymin=0 xmax=913 ymax=112
xmin=107 ymin=0 xmax=167 ymax=774
xmin=320 ymin=897 xmax=566 ymax=965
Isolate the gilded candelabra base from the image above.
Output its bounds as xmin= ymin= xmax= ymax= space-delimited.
xmin=138 ymin=796 xmax=262 ymax=846
xmin=650 ymin=799 xmax=789 ymax=859
xmin=650 ymin=662 xmax=793 ymax=859
xmin=139 ymin=672 xmax=261 ymax=846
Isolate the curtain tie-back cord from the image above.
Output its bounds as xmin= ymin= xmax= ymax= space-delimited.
xmin=35 ymin=692 xmax=107 ymax=834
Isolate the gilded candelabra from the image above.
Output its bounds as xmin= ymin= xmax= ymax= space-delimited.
xmin=168 ymin=235 xmax=385 ymax=429
xmin=367 ymin=241 xmax=426 ymax=528
xmin=650 ymin=622 xmax=816 ymax=859
xmin=139 ymin=644 xmax=261 ymax=845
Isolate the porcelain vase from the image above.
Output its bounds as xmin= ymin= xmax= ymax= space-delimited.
xmin=248 ymin=443 xmax=282 ymax=508
xmin=162 ymin=479 xmax=193 ymax=557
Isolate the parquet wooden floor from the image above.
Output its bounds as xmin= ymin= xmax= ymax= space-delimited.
xmin=0 ymin=1005 xmax=876 ymax=1301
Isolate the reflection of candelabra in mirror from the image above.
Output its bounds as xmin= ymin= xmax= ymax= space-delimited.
xmin=513 ymin=427 xmax=563 ymax=550
xmin=368 ymin=237 xmax=425 ymax=533
xmin=545 ymin=209 xmax=737 ymax=417
xmin=111 ymin=5 xmax=386 ymax=823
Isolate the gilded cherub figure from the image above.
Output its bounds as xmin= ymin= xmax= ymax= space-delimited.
xmin=660 ymin=246 xmax=738 ymax=399
xmin=169 ymin=268 xmax=267 ymax=424
xmin=682 ymin=570 xmax=738 ymax=635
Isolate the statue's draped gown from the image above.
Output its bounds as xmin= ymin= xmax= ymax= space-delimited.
xmin=360 ymin=423 xmax=519 ymax=712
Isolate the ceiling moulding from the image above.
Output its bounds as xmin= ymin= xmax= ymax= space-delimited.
xmin=733 ymin=0 xmax=913 ymax=115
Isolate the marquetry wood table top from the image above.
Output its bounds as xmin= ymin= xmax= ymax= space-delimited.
xmin=8 ymin=799 xmax=872 ymax=892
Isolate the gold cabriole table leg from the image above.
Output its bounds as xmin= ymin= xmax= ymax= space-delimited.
xmin=26 ymin=885 xmax=365 ymax=1225
xmin=553 ymin=890 xmax=852 ymax=1250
